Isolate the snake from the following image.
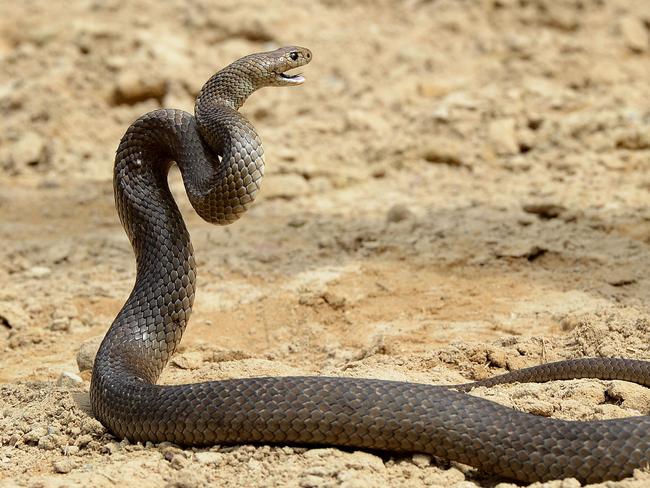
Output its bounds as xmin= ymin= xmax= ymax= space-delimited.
xmin=89 ymin=46 xmax=650 ymax=484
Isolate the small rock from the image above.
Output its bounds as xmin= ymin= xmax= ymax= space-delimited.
xmin=560 ymin=314 xmax=581 ymax=331
xmin=288 ymin=218 xmax=306 ymax=228
xmin=53 ymin=459 xmax=74 ymax=474
xmin=488 ymin=118 xmax=519 ymax=155
xmin=487 ymin=349 xmax=507 ymax=368
xmin=616 ymin=129 xmax=650 ymax=150
xmin=620 ymin=16 xmax=649 ymax=53
xmin=505 ymin=355 xmax=533 ymax=372
xmin=50 ymin=318 xmax=71 ymax=332
xmin=300 ymin=475 xmax=326 ymax=488
xmin=27 ymin=266 xmax=52 ymax=279
xmin=100 ymin=442 xmax=119 ymax=455
xmin=194 ymin=451 xmax=223 ymax=465
xmin=344 ymin=451 xmax=384 ymax=472
xmin=522 ymin=203 xmax=565 ymax=220
xmin=38 ymin=435 xmax=57 ymax=450
xmin=209 ymin=349 xmax=250 ymax=363
xmin=386 ymin=204 xmax=413 ymax=223
xmin=24 ymin=426 xmax=48 ymax=444
xmin=605 ymin=270 xmax=637 ymax=287
xmin=418 ymin=81 xmax=452 ymax=98
xmin=76 ymin=434 xmax=93 ymax=447
xmin=453 ymin=482 xmax=481 ymax=488
xmin=6 ymin=132 xmax=49 ymax=168
xmin=112 ymin=69 xmax=167 ymax=105
xmin=264 ymin=174 xmax=310 ymax=199
xmin=0 ymin=302 xmax=29 ymax=330
xmin=171 ymin=351 xmax=203 ymax=370
xmin=606 ymin=381 xmax=650 ymax=414
xmin=62 ymin=445 xmax=79 ymax=456
xmin=170 ymin=453 xmax=189 ymax=470
xmin=344 ymin=109 xmax=390 ymax=133
xmin=45 ymin=241 xmax=72 ymax=265
xmin=559 ymin=478 xmax=582 ymax=488
xmin=321 ymin=292 xmax=346 ymax=311
xmin=543 ymin=8 xmax=579 ymax=31
xmin=411 ymin=453 xmax=431 ymax=467
xmin=56 ymin=371 xmax=83 ymax=388
xmin=76 ymin=336 xmax=102 ymax=372
xmin=518 ymin=398 xmax=554 ymax=417
xmin=421 ymin=138 xmax=464 ymax=166
xmin=80 ymin=417 xmax=104 ymax=436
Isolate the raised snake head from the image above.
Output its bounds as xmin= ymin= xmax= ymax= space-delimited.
xmin=244 ymin=46 xmax=313 ymax=87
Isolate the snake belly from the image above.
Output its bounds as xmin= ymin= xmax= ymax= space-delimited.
xmin=89 ymin=46 xmax=650 ymax=484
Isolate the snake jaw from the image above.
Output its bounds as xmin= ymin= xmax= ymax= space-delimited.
xmin=260 ymin=46 xmax=311 ymax=87
xmin=276 ymin=70 xmax=305 ymax=85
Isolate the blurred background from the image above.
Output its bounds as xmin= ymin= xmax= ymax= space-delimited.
xmin=1 ymin=0 xmax=650 ymax=486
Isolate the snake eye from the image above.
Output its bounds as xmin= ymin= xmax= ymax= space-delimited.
xmin=289 ymin=51 xmax=299 ymax=61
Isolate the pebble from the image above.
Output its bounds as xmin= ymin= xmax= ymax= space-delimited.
xmin=605 ymin=270 xmax=637 ymax=287
xmin=194 ymin=451 xmax=223 ymax=465
xmin=386 ymin=204 xmax=413 ymax=223
xmin=0 ymin=302 xmax=29 ymax=330
xmin=264 ymin=174 xmax=310 ymax=199
xmin=24 ymin=426 xmax=48 ymax=444
xmin=343 ymin=451 xmax=384 ymax=472
xmin=170 ymin=453 xmax=189 ymax=470
xmin=560 ymin=479 xmax=581 ymax=488
xmin=53 ymin=459 xmax=74 ymax=474
xmin=76 ymin=336 xmax=102 ymax=372
xmin=344 ymin=108 xmax=390 ymax=133
xmin=411 ymin=453 xmax=431 ymax=467
xmin=99 ymin=442 xmax=119 ymax=455
xmin=38 ymin=435 xmax=57 ymax=450
xmin=418 ymin=81 xmax=453 ymax=98
xmin=421 ymin=139 xmax=464 ymax=166
xmin=606 ymin=381 xmax=650 ymax=413
xmin=56 ymin=371 xmax=83 ymax=388
xmin=522 ymin=203 xmax=565 ymax=220
xmin=62 ymin=445 xmax=79 ymax=456
xmin=616 ymin=129 xmax=650 ymax=150
xmin=27 ymin=266 xmax=52 ymax=279
xmin=112 ymin=69 xmax=167 ymax=105
xmin=487 ymin=348 xmax=507 ymax=368
xmin=50 ymin=318 xmax=71 ymax=332
xmin=6 ymin=131 xmax=49 ymax=168
xmin=80 ymin=417 xmax=104 ymax=436
xmin=488 ymin=118 xmax=519 ymax=155
xmin=170 ymin=351 xmax=203 ymax=370
xmin=620 ymin=16 xmax=648 ymax=52
xmin=300 ymin=475 xmax=325 ymax=488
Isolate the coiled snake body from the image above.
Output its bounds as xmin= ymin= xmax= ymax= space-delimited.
xmin=90 ymin=47 xmax=650 ymax=483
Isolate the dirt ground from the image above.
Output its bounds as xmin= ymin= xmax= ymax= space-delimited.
xmin=1 ymin=0 xmax=650 ymax=486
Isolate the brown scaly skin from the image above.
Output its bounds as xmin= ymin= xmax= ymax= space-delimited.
xmin=89 ymin=46 xmax=650 ymax=484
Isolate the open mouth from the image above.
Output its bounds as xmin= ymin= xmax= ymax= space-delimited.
xmin=277 ymin=68 xmax=305 ymax=84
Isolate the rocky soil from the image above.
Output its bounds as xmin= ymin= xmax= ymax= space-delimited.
xmin=1 ymin=0 xmax=650 ymax=487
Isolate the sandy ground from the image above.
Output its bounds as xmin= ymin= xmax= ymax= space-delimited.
xmin=1 ymin=0 xmax=650 ymax=486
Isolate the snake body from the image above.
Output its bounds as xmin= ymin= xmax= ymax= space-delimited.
xmin=90 ymin=47 xmax=650 ymax=483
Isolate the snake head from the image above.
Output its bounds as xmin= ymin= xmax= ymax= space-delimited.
xmin=248 ymin=46 xmax=312 ymax=87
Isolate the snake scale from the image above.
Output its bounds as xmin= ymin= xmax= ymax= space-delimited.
xmin=89 ymin=46 xmax=650 ymax=483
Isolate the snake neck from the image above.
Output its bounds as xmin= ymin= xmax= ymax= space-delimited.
xmin=195 ymin=65 xmax=256 ymax=113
